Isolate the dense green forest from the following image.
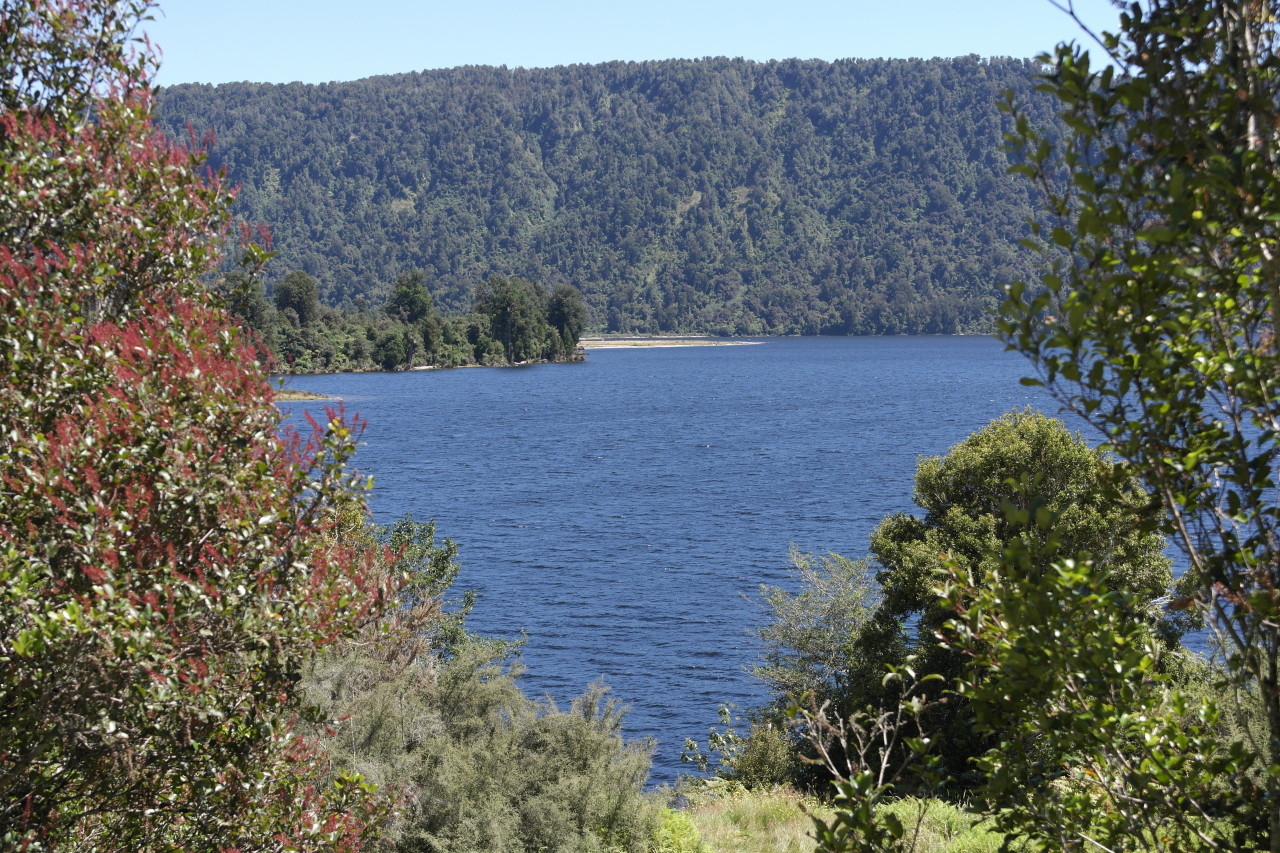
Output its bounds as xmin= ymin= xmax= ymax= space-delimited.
xmin=157 ymin=57 xmax=1061 ymax=335
xmin=229 ymin=267 xmax=586 ymax=373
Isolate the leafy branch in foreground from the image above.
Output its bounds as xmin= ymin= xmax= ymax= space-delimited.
xmin=998 ymin=0 xmax=1280 ymax=847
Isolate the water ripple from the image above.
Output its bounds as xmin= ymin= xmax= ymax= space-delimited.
xmin=281 ymin=336 xmax=1047 ymax=785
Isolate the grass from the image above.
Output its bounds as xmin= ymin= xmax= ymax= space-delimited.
xmin=665 ymin=785 xmax=825 ymax=853
xmin=877 ymin=798 xmax=1004 ymax=853
xmin=662 ymin=785 xmax=1003 ymax=853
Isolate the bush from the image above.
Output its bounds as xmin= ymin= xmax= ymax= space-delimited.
xmin=654 ymin=809 xmax=705 ymax=853
xmin=306 ymin=516 xmax=661 ymax=852
xmin=0 ymin=2 xmax=393 ymax=847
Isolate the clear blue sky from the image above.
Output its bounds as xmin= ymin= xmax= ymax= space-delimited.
xmin=146 ymin=0 xmax=1123 ymax=86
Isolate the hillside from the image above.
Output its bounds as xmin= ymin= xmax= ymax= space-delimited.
xmin=156 ymin=56 xmax=1059 ymax=335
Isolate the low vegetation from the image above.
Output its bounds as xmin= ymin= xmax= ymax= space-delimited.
xmin=656 ymin=786 xmax=1001 ymax=853
xmin=303 ymin=514 xmax=663 ymax=853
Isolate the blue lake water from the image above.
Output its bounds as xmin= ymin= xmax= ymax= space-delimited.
xmin=280 ymin=335 xmax=1052 ymax=785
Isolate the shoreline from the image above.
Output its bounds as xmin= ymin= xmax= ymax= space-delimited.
xmin=579 ymin=336 xmax=759 ymax=349
xmin=273 ymin=387 xmax=331 ymax=401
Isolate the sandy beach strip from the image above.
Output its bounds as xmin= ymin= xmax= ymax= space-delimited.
xmin=578 ymin=336 xmax=759 ymax=349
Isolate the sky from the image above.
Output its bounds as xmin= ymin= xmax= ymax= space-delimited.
xmin=145 ymin=0 xmax=1124 ymax=87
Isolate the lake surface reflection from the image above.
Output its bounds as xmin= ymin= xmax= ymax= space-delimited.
xmin=280 ymin=335 xmax=1050 ymax=785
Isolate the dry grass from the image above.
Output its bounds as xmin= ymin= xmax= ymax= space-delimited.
xmin=670 ymin=786 xmax=1003 ymax=853
xmin=678 ymin=785 xmax=829 ymax=853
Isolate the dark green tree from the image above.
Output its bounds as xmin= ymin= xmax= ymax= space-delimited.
xmin=547 ymin=282 xmax=587 ymax=357
xmin=473 ymin=275 xmax=549 ymax=363
xmin=373 ymin=327 xmax=409 ymax=370
xmin=387 ymin=268 xmax=436 ymax=325
xmin=757 ymin=411 xmax=1174 ymax=795
xmin=869 ymin=409 xmax=1173 ymax=776
xmin=274 ymin=269 xmax=320 ymax=325
xmin=872 ymin=409 xmax=1174 ymax=656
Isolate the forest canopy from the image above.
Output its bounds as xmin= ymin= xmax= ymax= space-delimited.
xmin=156 ymin=57 xmax=1062 ymax=336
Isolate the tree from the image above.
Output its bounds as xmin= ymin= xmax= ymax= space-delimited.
xmin=970 ymin=0 xmax=1280 ymax=847
xmin=797 ymin=418 xmax=1221 ymax=852
xmin=473 ymin=275 xmax=549 ymax=363
xmin=870 ymin=410 xmax=1175 ymax=731
xmin=546 ymin=283 xmax=587 ymax=358
xmin=275 ymin=269 xmax=321 ymax=326
xmin=387 ymin=269 xmax=436 ymax=325
xmin=754 ymin=549 xmax=900 ymax=726
xmin=756 ymin=411 xmax=1173 ymax=793
xmin=374 ymin=327 xmax=409 ymax=371
xmin=0 ymin=1 xmax=393 ymax=847
xmin=943 ymin=536 xmax=1259 ymax=850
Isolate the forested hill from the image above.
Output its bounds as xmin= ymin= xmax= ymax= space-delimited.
xmin=156 ymin=56 xmax=1060 ymax=336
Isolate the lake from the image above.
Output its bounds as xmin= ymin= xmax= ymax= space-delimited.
xmin=279 ymin=335 xmax=1050 ymax=785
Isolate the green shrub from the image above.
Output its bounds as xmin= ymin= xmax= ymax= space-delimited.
xmin=304 ymin=519 xmax=661 ymax=853
xmin=654 ymin=808 xmax=705 ymax=853
xmin=682 ymin=705 xmax=799 ymax=790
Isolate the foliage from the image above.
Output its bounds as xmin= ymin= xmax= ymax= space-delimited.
xmin=676 ymin=784 xmax=995 ymax=853
xmin=234 ymin=266 xmax=585 ymax=374
xmin=653 ymin=808 xmax=706 ymax=853
xmin=742 ymin=549 xmax=902 ymax=789
xmin=276 ymin=268 xmax=321 ymax=325
xmin=874 ymin=800 xmax=999 ymax=853
xmin=810 ymin=0 xmax=1280 ymax=849
xmin=386 ymin=269 xmax=435 ymax=325
xmin=155 ymin=57 xmax=1065 ymax=335
xmin=311 ymin=643 xmax=660 ymax=852
xmin=378 ymin=514 xmax=473 ymax=654
xmin=304 ymin=515 xmax=660 ymax=853
xmin=750 ymin=412 xmax=1174 ymax=797
xmin=752 ymin=545 xmax=906 ymax=737
xmin=871 ymin=409 xmax=1173 ymax=653
xmin=869 ymin=409 xmax=1174 ymax=776
xmin=754 ymin=549 xmax=900 ymax=718
xmin=798 ymin=666 xmax=951 ymax=853
xmin=994 ymin=0 xmax=1280 ymax=847
xmin=0 ymin=0 xmax=394 ymax=848
xmin=473 ymin=274 xmax=586 ymax=363
xmin=810 ymin=795 xmax=1000 ymax=853
xmin=681 ymin=704 xmax=798 ymax=789
xmin=943 ymin=550 xmax=1256 ymax=850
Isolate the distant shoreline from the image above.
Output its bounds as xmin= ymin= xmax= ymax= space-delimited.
xmin=579 ymin=336 xmax=758 ymax=349
xmin=272 ymin=338 xmax=758 ymax=396
xmin=274 ymin=387 xmax=331 ymax=401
